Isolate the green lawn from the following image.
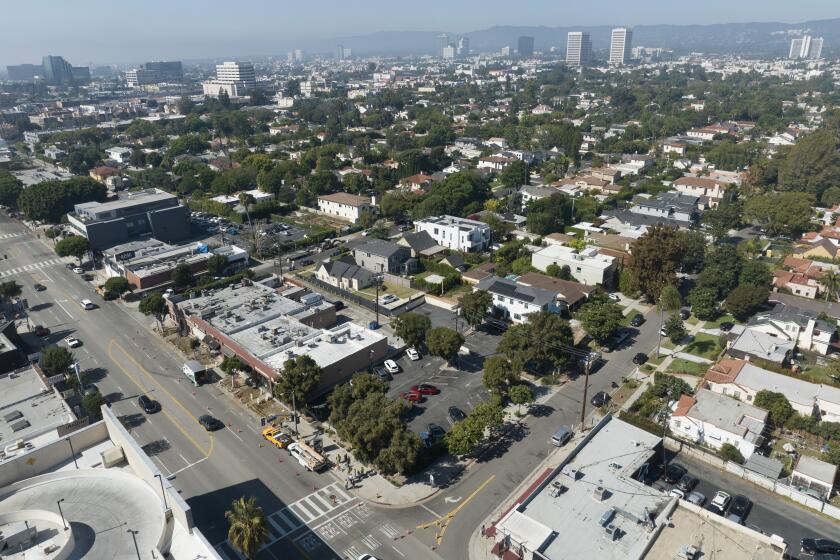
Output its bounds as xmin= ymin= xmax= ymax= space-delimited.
xmin=621 ymin=308 xmax=640 ymax=326
xmin=682 ymin=332 xmax=724 ymax=361
xmin=666 ymin=358 xmax=707 ymax=376
xmin=685 ymin=315 xmax=701 ymax=326
xmin=358 ymin=281 xmax=419 ymax=300
xmin=704 ymin=314 xmax=738 ymax=329
xmin=798 ymin=365 xmax=840 ymax=386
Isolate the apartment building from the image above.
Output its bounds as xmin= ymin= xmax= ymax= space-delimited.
xmin=531 ymin=245 xmax=617 ymax=286
xmin=414 ymin=215 xmax=491 ymax=253
xmin=316 ymin=192 xmax=373 ymax=222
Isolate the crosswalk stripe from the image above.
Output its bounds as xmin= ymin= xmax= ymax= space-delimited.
xmin=344 ymin=546 xmax=363 ymax=559
xmin=290 ymin=502 xmax=314 ymax=522
xmin=361 ymin=534 xmax=381 ymax=550
xmin=380 ymin=524 xmax=400 ymax=539
xmin=0 ymin=258 xmax=63 ymax=278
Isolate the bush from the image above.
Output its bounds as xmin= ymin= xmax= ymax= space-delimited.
xmin=718 ymin=443 xmax=745 ymax=464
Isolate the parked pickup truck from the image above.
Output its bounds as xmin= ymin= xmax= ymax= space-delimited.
xmin=261 ymin=426 xmax=292 ymax=449
xmin=288 ymin=442 xmax=328 ymax=472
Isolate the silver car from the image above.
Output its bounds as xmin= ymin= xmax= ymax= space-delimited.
xmin=686 ymin=491 xmax=706 ymax=506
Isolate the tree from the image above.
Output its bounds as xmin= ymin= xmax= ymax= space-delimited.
xmin=207 ymin=254 xmax=229 ymax=277
xmin=81 ymin=390 xmax=106 ymax=420
xmin=470 ymin=400 xmax=505 ymax=432
xmin=659 ymin=284 xmax=682 ymax=313
xmin=482 ymin=356 xmax=519 ymax=396
xmin=739 ymin=260 xmax=772 ymax=287
xmin=821 ymin=186 xmax=840 ymax=207
xmin=221 ymin=355 xmax=251 ymax=383
xmin=461 ymin=290 xmax=492 ymax=329
xmin=103 ymin=276 xmax=130 ymax=295
xmin=718 ymin=443 xmax=745 ymax=465
xmin=444 ymin=417 xmax=484 ymax=456
xmin=41 ymin=345 xmax=74 ymax=377
xmin=546 ymin=263 xmax=572 ymax=280
xmin=820 ymin=270 xmax=840 ymax=302
xmin=744 ymin=192 xmax=815 ymax=237
xmin=0 ymin=171 xmax=23 ymax=209
xmin=499 ymin=160 xmax=528 ymax=189
xmin=664 ymin=314 xmax=686 ymax=343
xmin=697 ymin=244 xmax=743 ymax=299
xmin=754 ymin=390 xmax=794 ymax=426
xmin=0 ymin=280 xmax=21 ymax=303
xmin=724 ymin=285 xmax=769 ymax=321
xmin=498 ymin=311 xmax=573 ymax=373
xmin=678 ymin=231 xmax=707 ymax=273
xmin=701 ymin=199 xmax=742 ymax=241
xmin=139 ymin=292 xmax=168 ymax=328
xmin=626 ymin=225 xmax=683 ymax=302
xmin=509 ymin=384 xmax=535 ymax=415
xmin=824 ymin=443 xmax=840 ymax=467
xmin=426 ymin=327 xmax=464 ymax=364
xmin=687 ymin=287 xmax=718 ymax=320
xmin=577 ymin=300 xmax=624 ymax=342
xmin=171 ymin=263 xmax=195 ymax=289
xmin=274 ymin=355 xmax=322 ymax=405
xmin=55 ymin=236 xmax=91 ymax=265
xmin=391 ymin=312 xmax=431 ymax=349
xmin=17 ymin=177 xmax=106 ymax=222
xmin=225 ymin=496 xmax=269 ymax=560
xmin=45 ymin=226 xmax=61 ymax=244
xmin=239 ymin=192 xmax=256 ymax=230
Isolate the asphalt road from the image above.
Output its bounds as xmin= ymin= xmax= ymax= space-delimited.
xmin=0 ymin=214 xmax=434 ymax=560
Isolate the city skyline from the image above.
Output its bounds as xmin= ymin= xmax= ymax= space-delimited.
xmin=2 ymin=0 xmax=840 ymax=67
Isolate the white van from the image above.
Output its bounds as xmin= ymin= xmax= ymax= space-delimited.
xmin=80 ymin=299 xmax=94 ymax=310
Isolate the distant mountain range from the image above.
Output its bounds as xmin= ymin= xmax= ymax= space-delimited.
xmin=321 ymin=18 xmax=840 ymax=58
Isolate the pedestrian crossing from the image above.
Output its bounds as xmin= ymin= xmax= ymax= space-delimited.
xmin=0 ymin=258 xmax=64 ymax=278
xmin=214 ymin=481 xmax=356 ymax=558
xmin=0 ymin=232 xmax=23 ymax=240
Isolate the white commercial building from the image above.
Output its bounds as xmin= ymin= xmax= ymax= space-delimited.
xmin=609 ymin=27 xmax=633 ymax=66
xmin=413 ymin=215 xmax=491 ymax=253
xmin=202 ymin=61 xmax=256 ymax=98
xmin=105 ymin=146 xmax=132 ymax=164
xmin=789 ymin=35 xmax=824 ymax=59
xmin=669 ymin=389 xmax=767 ymax=460
xmin=531 ymin=244 xmax=617 ymax=286
xmin=566 ymin=32 xmax=592 ymax=67
xmin=316 ymin=192 xmax=373 ymax=223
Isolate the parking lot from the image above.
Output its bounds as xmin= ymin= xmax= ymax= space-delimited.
xmin=188 ymin=212 xmax=308 ymax=247
xmin=654 ymin=452 xmax=839 ymax=557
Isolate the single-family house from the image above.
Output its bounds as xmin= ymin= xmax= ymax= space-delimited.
xmin=317 ymin=192 xmax=374 ymax=223
xmin=477 ymin=155 xmax=516 ymax=171
xmin=669 ymin=389 xmax=768 ymax=460
xmin=316 ymin=258 xmax=374 ymax=291
xmin=352 ymin=239 xmax=415 ymax=275
xmin=790 ymin=456 xmax=837 ymax=500
xmin=773 ymin=256 xmax=825 ymax=300
xmin=475 ymin=275 xmax=563 ymax=323
xmin=414 ymin=215 xmax=491 ymax=253
xmin=673 ymin=176 xmax=727 ymax=206
xmin=462 ymin=262 xmax=498 ymax=285
xmin=516 ymin=272 xmax=595 ymax=310
xmin=106 ymin=146 xmax=132 ymax=164
xmin=531 ymin=245 xmax=617 ymax=287
xmin=746 ymin=303 xmax=835 ymax=356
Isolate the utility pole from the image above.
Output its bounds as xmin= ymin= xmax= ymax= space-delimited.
xmin=291 ymin=391 xmax=298 ymax=437
xmin=579 ymin=355 xmax=594 ymax=427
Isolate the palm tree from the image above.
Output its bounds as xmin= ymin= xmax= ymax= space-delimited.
xmin=820 ymin=270 xmax=840 ymax=302
xmin=225 ymin=496 xmax=268 ymax=559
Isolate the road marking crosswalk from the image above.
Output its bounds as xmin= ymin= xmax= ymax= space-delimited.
xmin=0 ymin=232 xmax=23 ymax=240
xmin=0 ymin=257 xmax=64 ymax=278
xmin=360 ymin=533 xmax=381 ymax=550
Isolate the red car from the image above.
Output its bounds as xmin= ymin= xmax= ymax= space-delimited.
xmin=33 ymin=325 xmax=50 ymax=337
xmin=410 ymin=384 xmax=440 ymax=396
xmin=400 ymin=392 xmax=425 ymax=403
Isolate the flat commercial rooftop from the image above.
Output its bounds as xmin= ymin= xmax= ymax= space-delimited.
xmin=0 ymin=367 xmax=74 ymax=451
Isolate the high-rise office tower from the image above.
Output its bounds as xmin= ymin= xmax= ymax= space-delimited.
xmin=457 ymin=36 xmax=470 ymax=57
xmin=336 ymin=45 xmax=345 ymax=61
xmin=144 ymin=61 xmax=182 ymax=82
xmin=810 ymin=37 xmax=824 ymax=59
xmin=41 ymin=55 xmax=89 ymax=84
xmin=609 ymin=28 xmax=633 ymax=66
xmin=6 ymin=64 xmax=39 ymax=81
xmin=202 ymin=61 xmax=256 ymax=98
xmin=518 ymin=36 xmax=535 ymax=57
xmin=566 ymin=32 xmax=592 ymax=66
xmin=438 ymin=34 xmax=450 ymax=57
xmin=790 ymin=36 xmax=824 ymax=59
xmin=442 ymin=46 xmax=456 ymax=60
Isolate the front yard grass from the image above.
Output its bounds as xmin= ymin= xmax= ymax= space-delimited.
xmin=358 ymin=281 xmax=419 ymax=300
xmin=682 ymin=332 xmax=724 ymax=361
xmin=704 ymin=313 xmax=738 ymax=329
xmin=666 ymin=358 xmax=707 ymax=376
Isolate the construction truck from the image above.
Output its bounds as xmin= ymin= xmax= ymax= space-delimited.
xmin=288 ymin=441 xmax=327 ymax=472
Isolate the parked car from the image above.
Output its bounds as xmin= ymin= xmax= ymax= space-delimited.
xmin=379 ymin=294 xmax=398 ymax=305
xmin=801 ymin=539 xmax=840 ymax=555
xmin=72 ymin=267 xmax=84 ymax=274
xmin=198 ymin=415 xmax=224 ymax=431
xmin=709 ymin=491 xmax=731 ymax=514
xmin=663 ymin=463 xmax=687 ymax=484
xmin=410 ymin=383 xmax=440 ymax=395
xmin=718 ymin=322 xmax=734 ymax=332
xmin=607 ymin=293 xmax=621 ymax=302
xmin=406 ymin=347 xmax=421 ymax=361
xmin=632 ymin=352 xmax=648 ymax=365
xmin=33 ymin=283 xmax=46 ymax=291
xmin=669 ymin=488 xmax=685 ymax=499
xmin=33 ymin=325 xmax=50 ymax=337
xmin=686 ymin=491 xmax=706 ymax=506
xmin=333 ymin=300 xmax=345 ymax=310
xmin=590 ymin=391 xmax=610 ymax=407
xmin=383 ymin=359 xmax=400 ymax=374
xmin=726 ymin=494 xmax=751 ymax=524
xmin=679 ymin=308 xmax=690 ymax=320
xmin=373 ymin=367 xmax=391 ymax=381
xmin=65 ymin=336 xmax=81 ymax=348
xmin=448 ymin=406 xmax=466 ymax=423
xmin=677 ymin=475 xmax=699 ymax=493
xmin=102 ymin=290 xmax=119 ymax=301
xmin=138 ymin=395 xmax=161 ymax=414
xmin=629 ymin=313 xmax=645 ymax=327
xmin=427 ymin=423 xmax=445 ymax=441
xmin=550 ymin=426 xmax=573 ymax=447
xmin=400 ymin=392 xmax=425 ymax=404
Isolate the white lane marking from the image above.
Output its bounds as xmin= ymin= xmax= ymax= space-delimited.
xmin=151 ymin=455 xmax=173 ymax=477
xmin=360 ymin=534 xmax=381 ymax=550
xmin=226 ymin=427 xmax=245 ymax=443
xmin=53 ymin=299 xmax=74 ymax=320
xmin=392 ymin=545 xmax=406 ymax=557
xmin=178 ymin=453 xmax=190 ymax=466
xmin=420 ymin=503 xmax=441 ymax=518
xmin=169 ymin=456 xmax=208 ymax=476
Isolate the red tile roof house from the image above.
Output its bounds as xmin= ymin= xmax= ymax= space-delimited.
xmin=772 ymin=255 xmax=825 ymax=300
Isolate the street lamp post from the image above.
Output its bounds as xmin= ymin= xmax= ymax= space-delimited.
xmin=154 ymin=473 xmax=169 ymax=510
xmin=66 ymin=437 xmax=78 ymax=469
xmin=57 ymin=499 xmax=67 ymax=530
xmin=127 ymin=529 xmax=141 ymax=560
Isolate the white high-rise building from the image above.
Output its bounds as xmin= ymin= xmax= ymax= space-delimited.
xmin=457 ymin=36 xmax=470 ymax=57
xmin=438 ymin=34 xmax=450 ymax=57
xmin=789 ymin=35 xmax=824 ymax=59
xmin=442 ymin=45 xmax=455 ymax=60
xmin=609 ymin=27 xmax=633 ymax=66
xmin=202 ymin=61 xmax=256 ymax=98
xmin=566 ymin=32 xmax=592 ymax=66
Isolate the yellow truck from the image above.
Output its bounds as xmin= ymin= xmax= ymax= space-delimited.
xmin=261 ymin=426 xmax=292 ymax=449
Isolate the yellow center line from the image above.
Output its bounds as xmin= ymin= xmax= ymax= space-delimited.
xmin=108 ymin=339 xmax=213 ymax=458
xmin=417 ymin=474 xmax=495 ymax=545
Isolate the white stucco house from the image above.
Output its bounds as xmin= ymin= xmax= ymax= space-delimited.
xmin=530 ymin=244 xmax=617 ymax=287
xmin=317 ymin=192 xmax=374 ymax=223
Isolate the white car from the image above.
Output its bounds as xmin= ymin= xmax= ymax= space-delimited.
xmin=383 ymin=360 xmax=400 ymax=374
xmin=607 ymin=293 xmax=621 ymax=302
xmin=66 ymin=336 xmax=81 ymax=348
xmin=406 ymin=347 xmax=421 ymax=361
xmin=72 ymin=267 xmax=84 ymax=274
xmin=710 ymin=490 xmax=730 ymax=512
xmin=379 ymin=294 xmax=398 ymax=305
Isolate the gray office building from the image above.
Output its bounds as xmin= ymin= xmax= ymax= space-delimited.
xmin=518 ymin=36 xmax=535 ymax=57
xmin=6 ymin=64 xmax=40 ymax=81
xmin=41 ymin=55 xmax=90 ymax=85
xmin=144 ymin=61 xmax=183 ymax=82
xmin=67 ymin=188 xmax=190 ymax=249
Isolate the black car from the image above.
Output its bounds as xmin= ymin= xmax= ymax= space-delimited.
xmin=718 ymin=322 xmax=734 ymax=332
xmin=102 ymin=290 xmax=119 ymax=301
xmin=663 ymin=463 xmax=687 ymax=484
xmin=590 ymin=391 xmax=610 ymax=407
xmin=33 ymin=283 xmax=46 ymax=291
xmin=629 ymin=313 xmax=645 ymax=327
xmin=448 ymin=406 xmax=467 ymax=423
xmin=138 ymin=395 xmax=161 ymax=414
xmin=679 ymin=308 xmax=690 ymax=320
xmin=333 ymin=300 xmax=345 ymax=311
xmin=677 ymin=474 xmax=699 ymax=493
xmin=726 ymin=494 xmax=751 ymax=524
xmin=427 ymin=423 xmax=445 ymax=440
xmin=199 ymin=414 xmax=224 ymax=431
xmin=802 ymin=539 xmax=840 ymax=555
xmin=632 ymin=352 xmax=648 ymax=365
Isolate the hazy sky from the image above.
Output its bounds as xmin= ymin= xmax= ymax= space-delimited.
xmin=2 ymin=0 xmax=838 ymax=67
